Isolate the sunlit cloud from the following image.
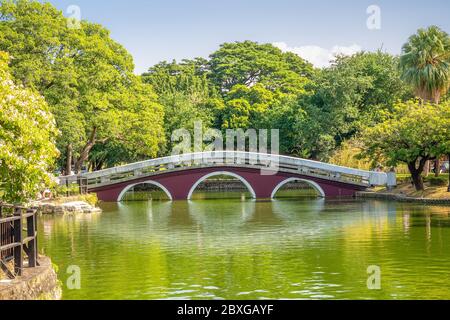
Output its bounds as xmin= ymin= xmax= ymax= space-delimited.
xmin=273 ymin=42 xmax=362 ymax=68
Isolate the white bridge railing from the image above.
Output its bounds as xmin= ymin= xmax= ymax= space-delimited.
xmin=59 ymin=151 xmax=388 ymax=189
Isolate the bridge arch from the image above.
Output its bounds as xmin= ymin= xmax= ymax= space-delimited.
xmin=187 ymin=171 xmax=257 ymax=200
xmin=271 ymin=178 xmax=326 ymax=199
xmin=117 ymin=181 xmax=173 ymax=202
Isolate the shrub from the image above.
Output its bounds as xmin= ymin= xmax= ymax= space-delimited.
xmin=79 ymin=194 xmax=99 ymax=206
xmin=426 ymin=175 xmax=449 ymax=187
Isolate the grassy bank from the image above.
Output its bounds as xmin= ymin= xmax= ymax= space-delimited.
xmin=375 ymin=174 xmax=450 ymax=199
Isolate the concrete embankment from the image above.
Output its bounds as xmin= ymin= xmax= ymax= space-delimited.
xmin=0 ymin=256 xmax=62 ymax=300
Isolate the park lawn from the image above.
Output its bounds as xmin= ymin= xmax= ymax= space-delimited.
xmin=376 ymin=181 xmax=450 ymax=199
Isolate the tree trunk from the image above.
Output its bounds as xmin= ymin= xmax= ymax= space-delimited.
xmin=94 ymin=159 xmax=104 ymax=172
xmin=65 ymin=144 xmax=72 ymax=176
xmin=408 ymin=158 xmax=427 ymax=191
xmin=435 ymin=158 xmax=440 ymax=177
xmin=424 ymin=160 xmax=430 ymax=177
xmin=89 ymin=159 xmax=104 ymax=172
xmin=74 ymin=127 xmax=97 ymax=174
xmin=432 ymin=89 xmax=441 ymax=104
xmin=410 ymin=170 xmax=424 ymax=191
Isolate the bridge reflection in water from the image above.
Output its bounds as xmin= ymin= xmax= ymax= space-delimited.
xmin=106 ymin=198 xmax=404 ymax=235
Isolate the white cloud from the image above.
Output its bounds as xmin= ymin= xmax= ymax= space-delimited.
xmin=273 ymin=42 xmax=362 ymax=68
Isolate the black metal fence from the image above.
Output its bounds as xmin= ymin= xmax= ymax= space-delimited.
xmin=0 ymin=203 xmax=38 ymax=279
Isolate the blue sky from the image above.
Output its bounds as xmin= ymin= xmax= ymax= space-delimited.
xmin=47 ymin=0 xmax=450 ymax=73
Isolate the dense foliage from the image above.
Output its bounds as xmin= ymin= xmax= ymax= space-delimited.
xmin=0 ymin=52 xmax=59 ymax=202
xmin=143 ymin=45 xmax=411 ymax=160
xmin=208 ymin=41 xmax=314 ymax=94
xmin=279 ymin=51 xmax=412 ymax=159
xmin=142 ymin=59 xmax=219 ymax=153
xmin=400 ymin=26 xmax=450 ymax=103
xmin=360 ymin=100 xmax=450 ymax=190
xmin=143 ymin=42 xmax=315 ymax=155
xmin=0 ymin=0 xmax=165 ymax=173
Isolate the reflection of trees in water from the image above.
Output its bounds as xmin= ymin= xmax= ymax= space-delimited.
xmin=39 ymin=199 xmax=450 ymax=299
xmin=100 ymin=200 xmax=450 ymax=248
xmin=272 ymin=180 xmax=320 ymax=199
xmin=121 ymin=183 xmax=171 ymax=201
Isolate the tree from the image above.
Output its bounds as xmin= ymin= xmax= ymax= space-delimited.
xmin=142 ymin=59 xmax=218 ymax=153
xmin=399 ymin=26 xmax=450 ymax=104
xmin=309 ymin=51 xmax=412 ymax=145
xmin=0 ymin=51 xmax=59 ymax=203
xmin=360 ymin=100 xmax=450 ymax=191
xmin=283 ymin=51 xmax=411 ymax=160
xmin=0 ymin=0 xmax=165 ymax=172
xmin=208 ymin=41 xmax=314 ymax=94
xmin=399 ymin=26 xmax=450 ymax=177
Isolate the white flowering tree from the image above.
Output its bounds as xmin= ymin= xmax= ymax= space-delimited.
xmin=0 ymin=52 xmax=59 ymax=203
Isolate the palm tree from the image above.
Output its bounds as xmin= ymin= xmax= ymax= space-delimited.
xmin=400 ymin=26 xmax=450 ymax=179
xmin=400 ymin=26 xmax=450 ymax=103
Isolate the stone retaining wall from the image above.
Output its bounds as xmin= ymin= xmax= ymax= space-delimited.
xmin=0 ymin=256 xmax=62 ymax=300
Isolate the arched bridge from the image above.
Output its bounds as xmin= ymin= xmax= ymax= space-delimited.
xmin=60 ymin=152 xmax=387 ymax=202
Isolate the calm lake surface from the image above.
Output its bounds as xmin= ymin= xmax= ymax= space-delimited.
xmin=38 ymin=195 xmax=450 ymax=300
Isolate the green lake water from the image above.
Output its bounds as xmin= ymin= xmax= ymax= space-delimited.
xmin=38 ymin=195 xmax=450 ymax=300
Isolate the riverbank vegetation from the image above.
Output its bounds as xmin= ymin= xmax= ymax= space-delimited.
xmin=375 ymin=178 xmax=450 ymax=200
xmin=0 ymin=0 xmax=449 ymax=202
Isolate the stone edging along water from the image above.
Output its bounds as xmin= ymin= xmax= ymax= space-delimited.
xmin=0 ymin=256 xmax=62 ymax=300
xmin=356 ymin=192 xmax=450 ymax=205
xmin=36 ymin=201 xmax=102 ymax=215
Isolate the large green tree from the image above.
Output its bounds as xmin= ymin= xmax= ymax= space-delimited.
xmin=143 ymin=43 xmax=316 ymax=154
xmin=203 ymin=41 xmax=316 ymax=151
xmin=360 ymin=100 xmax=450 ymax=191
xmin=399 ymin=26 xmax=450 ymax=177
xmin=208 ymin=41 xmax=314 ymax=95
xmin=288 ymin=51 xmax=411 ymax=160
xmin=0 ymin=51 xmax=59 ymax=203
xmin=0 ymin=0 xmax=165 ymax=173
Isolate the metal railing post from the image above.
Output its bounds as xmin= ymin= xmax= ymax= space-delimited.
xmin=13 ymin=207 xmax=23 ymax=276
xmin=26 ymin=209 xmax=37 ymax=267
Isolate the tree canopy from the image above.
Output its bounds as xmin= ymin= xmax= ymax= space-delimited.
xmin=359 ymin=100 xmax=450 ymax=190
xmin=286 ymin=51 xmax=412 ymax=160
xmin=142 ymin=42 xmax=316 ymax=151
xmin=0 ymin=51 xmax=59 ymax=202
xmin=0 ymin=0 xmax=165 ymax=172
xmin=143 ymin=46 xmax=414 ymax=161
xmin=209 ymin=41 xmax=314 ymax=95
xmin=399 ymin=26 xmax=450 ymax=103
xmin=142 ymin=59 xmax=219 ymax=153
